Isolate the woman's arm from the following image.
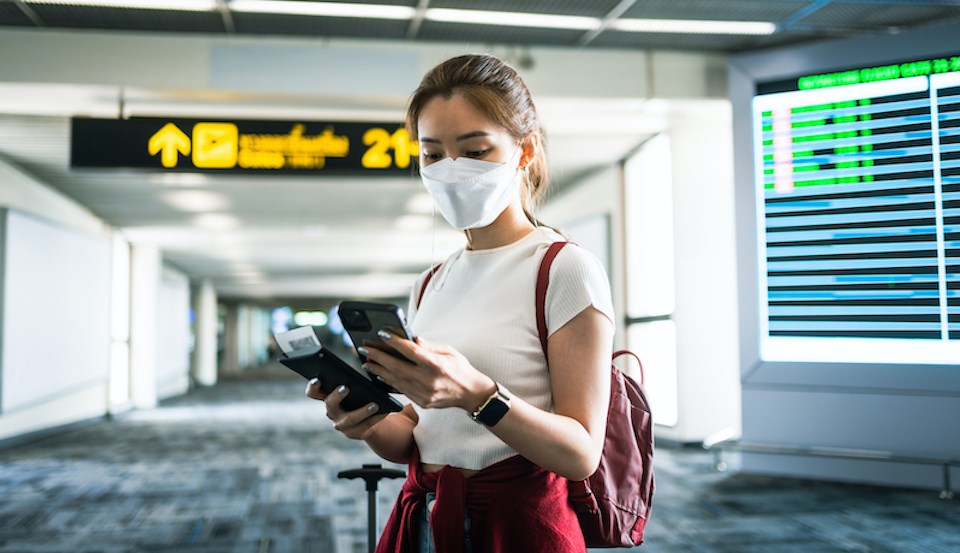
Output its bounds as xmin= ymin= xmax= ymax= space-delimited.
xmin=363 ymin=405 xmax=418 ymax=463
xmin=484 ymin=306 xmax=612 ymax=480
xmin=363 ymin=305 xmax=612 ymax=481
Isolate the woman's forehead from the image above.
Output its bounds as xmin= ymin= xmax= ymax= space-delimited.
xmin=418 ymin=94 xmax=505 ymax=139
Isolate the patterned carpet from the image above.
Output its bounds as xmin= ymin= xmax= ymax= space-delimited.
xmin=0 ymin=375 xmax=956 ymax=553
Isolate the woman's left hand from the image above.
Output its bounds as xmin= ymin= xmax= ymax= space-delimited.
xmin=360 ymin=332 xmax=494 ymax=411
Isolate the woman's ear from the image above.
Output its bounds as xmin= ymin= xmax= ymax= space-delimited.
xmin=519 ymin=134 xmax=538 ymax=169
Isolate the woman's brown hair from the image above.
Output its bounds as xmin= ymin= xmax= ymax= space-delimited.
xmin=406 ymin=54 xmax=549 ymax=226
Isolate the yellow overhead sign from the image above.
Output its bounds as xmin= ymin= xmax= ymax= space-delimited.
xmin=73 ymin=117 xmax=419 ymax=175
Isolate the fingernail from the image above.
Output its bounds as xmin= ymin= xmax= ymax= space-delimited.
xmin=377 ymin=330 xmax=392 ymax=340
xmin=357 ymin=346 xmax=370 ymax=357
xmin=337 ymin=385 xmax=347 ymax=394
xmin=367 ymin=404 xmax=378 ymax=413
xmin=308 ymin=378 xmax=318 ymax=386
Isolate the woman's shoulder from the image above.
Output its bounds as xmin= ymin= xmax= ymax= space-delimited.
xmin=531 ymin=228 xmax=607 ymax=278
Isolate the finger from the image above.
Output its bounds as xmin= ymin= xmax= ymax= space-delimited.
xmin=364 ymin=362 xmax=405 ymax=393
xmin=370 ymin=332 xmax=430 ymax=365
xmin=410 ymin=335 xmax=450 ymax=355
xmin=305 ymin=377 xmax=327 ymax=400
xmin=338 ymin=402 xmax=382 ymax=428
xmin=323 ymin=384 xmax=350 ymax=417
xmin=360 ymin=344 xmax=416 ymax=373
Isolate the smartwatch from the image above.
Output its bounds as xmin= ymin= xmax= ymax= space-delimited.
xmin=470 ymin=382 xmax=511 ymax=427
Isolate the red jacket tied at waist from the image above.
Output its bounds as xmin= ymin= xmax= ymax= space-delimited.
xmin=375 ymin=448 xmax=585 ymax=553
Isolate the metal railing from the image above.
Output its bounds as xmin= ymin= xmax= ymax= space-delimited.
xmin=702 ymin=437 xmax=958 ymax=500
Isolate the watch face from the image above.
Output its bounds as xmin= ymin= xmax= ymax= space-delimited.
xmin=477 ymin=396 xmax=510 ymax=426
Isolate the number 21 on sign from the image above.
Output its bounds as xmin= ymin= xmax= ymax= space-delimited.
xmin=362 ymin=127 xmax=419 ymax=169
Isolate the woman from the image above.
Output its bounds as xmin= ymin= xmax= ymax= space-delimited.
xmin=306 ymin=54 xmax=614 ymax=553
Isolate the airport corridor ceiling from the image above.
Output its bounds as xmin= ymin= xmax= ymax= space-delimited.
xmin=2 ymin=0 xmax=960 ymax=52
xmin=2 ymin=0 xmax=960 ymax=301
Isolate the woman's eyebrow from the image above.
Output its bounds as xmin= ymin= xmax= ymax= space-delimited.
xmin=419 ymin=131 xmax=490 ymax=143
xmin=456 ymin=131 xmax=490 ymax=141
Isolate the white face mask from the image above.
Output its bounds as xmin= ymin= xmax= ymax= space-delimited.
xmin=419 ymin=149 xmax=523 ymax=230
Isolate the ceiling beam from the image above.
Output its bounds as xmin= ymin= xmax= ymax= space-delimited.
xmin=778 ymin=0 xmax=833 ymax=31
xmin=406 ymin=0 xmax=430 ymax=40
xmin=12 ymin=0 xmax=45 ymax=27
xmin=575 ymin=0 xmax=639 ymax=47
xmin=216 ymin=0 xmax=236 ymax=33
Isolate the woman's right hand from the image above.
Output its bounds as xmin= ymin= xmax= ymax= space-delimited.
xmin=305 ymin=378 xmax=387 ymax=441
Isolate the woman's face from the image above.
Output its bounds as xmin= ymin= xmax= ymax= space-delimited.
xmin=417 ymin=94 xmax=521 ymax=168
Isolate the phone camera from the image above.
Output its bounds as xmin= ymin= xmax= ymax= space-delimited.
xmin=340 ymin=309 xmax=371 ymax=331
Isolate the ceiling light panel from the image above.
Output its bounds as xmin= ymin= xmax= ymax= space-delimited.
xmin=162 ymin=190 xmax=231 ymax=213
xmin=229 ymin=1 xmax=416 ymax=20
xmin=610 ymin=18 xmax=776 ymax=35
xmin=193 ymin=213 xmax=241 ymax=231
xmin=425 ymin=8 xmax=600 ymax=30
xmin=418 ymin=20 xmax=585 ymax=46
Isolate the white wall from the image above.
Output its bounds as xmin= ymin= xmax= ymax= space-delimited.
xmin=0 ymin=28 xmax=727 ymax=105
xmin=129 ymin=242 xmax=159 ymax=410
xmin=542 ymin=165 xmax=626 ymax=352
xmin=156 ymin=264 xmax=192 ymax=400
xmin=191 ymin=279 xmax=218 ymax=386
xmin=0 ymin=156 xmax=198 ymax=441
xmin=0 ymin=209 xmax=111 ymax=412
xmin=0 ymin=158 xmax=114 ymax=441
xmin=0 ymin=157 xmax=110 ymax=236
xmin=665 ymin=104 xmax=740 ymax=443
xmin=544 ymin=101 xmax=741 ymax=445
xmin=624 ymin=135 xmax=679 ymax=427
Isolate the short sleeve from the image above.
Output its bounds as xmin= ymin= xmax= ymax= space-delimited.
xmin=545 ymin=245 xmax=616 ymax=337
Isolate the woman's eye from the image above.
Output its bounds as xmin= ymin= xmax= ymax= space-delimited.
xmin=465 ymin=150 xmax=489 ymax=158
xmin=424 ymin=152 xmax=444 ymax=161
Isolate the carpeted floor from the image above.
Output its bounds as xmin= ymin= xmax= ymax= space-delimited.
xmin=0 ymin=376 xmax=956 ymax=553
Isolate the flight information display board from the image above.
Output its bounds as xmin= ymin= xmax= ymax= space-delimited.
xmin=753 ymin=56 xmax=960 ymax=364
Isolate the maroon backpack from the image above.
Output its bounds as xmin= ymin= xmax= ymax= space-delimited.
xmin=536 ymin=241 xmax=654 ymax=547
xmin=417 ymin=241 xmax=655 ymax=547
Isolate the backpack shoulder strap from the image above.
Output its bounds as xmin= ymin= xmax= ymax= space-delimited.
xmin=535 ymin=241 xmax=570 ymax=359
xmin=416 ymin=264 xmax=443 ymax=310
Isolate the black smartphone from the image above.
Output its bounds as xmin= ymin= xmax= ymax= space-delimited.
xmin=278 ymin=345 xmax=403 ymax=414
xmin=338 ymin=301 xmax=415 ymax=389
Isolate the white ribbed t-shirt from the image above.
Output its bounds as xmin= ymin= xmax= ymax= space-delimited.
xmin=406 ymin=226 xmax=615 ymax=471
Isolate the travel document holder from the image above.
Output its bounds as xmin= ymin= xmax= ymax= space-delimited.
xmin=279 ymin=345 xmax=404 ymax=414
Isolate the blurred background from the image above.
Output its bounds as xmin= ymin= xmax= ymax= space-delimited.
xmin=0 ymin=1 xmax=958 ymax=551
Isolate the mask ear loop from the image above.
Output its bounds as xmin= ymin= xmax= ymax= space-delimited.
xmin=430 ymin=199 xmax=456 ymax=292
xmin=431 ymin=197 xmax=437 ymax=283
xmin=518 ymin=141 xmax=541 ymax=229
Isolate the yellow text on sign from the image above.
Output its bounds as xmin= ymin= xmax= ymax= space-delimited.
xmin=193 ymin=122 xmax=239 ymax=169
xmin=362 ymin=127 xmax=419 ymax=169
